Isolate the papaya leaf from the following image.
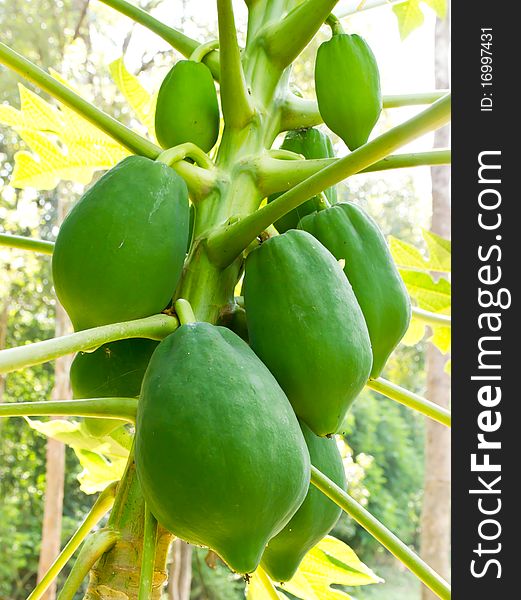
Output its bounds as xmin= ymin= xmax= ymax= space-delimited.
xmin=422 ymin=230 xmax=451 ymax=273
xmin=444 ymin=359 xmax=451 ymax=375
xmin=429 ymin=325 xmax=451 ymax=355
xmin=109 ymin=58 xmax=157 ymax=141
xmin=400 ymin=271 xmax=451 ymax=315
xmin=279 ymin=536 xmax=382 ymax=600
xmin=422 ymin=0 xmax=448 ymax=19
xmin=401 ymin=318 xmax=426 ymax=347
xmin=389 ymin=231 xmax=450 ymax=274
xmin=389 ymin=236 xmax=427 ymax=271
xmin=0 ymin=76 xmax=129 ymax=190
xmin=392 ymin=0 xmax=424 ymax=40
xmin=25 ymin=418 xmax=129 ymax=493
xmin=247 ymin=572 xmax=288 ymax=599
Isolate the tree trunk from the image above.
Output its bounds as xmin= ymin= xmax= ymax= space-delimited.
xmin=420 ymin=9 xmax=451 ymax=600
xmin=36 ymin=196 xmax=73 ymax=600
xmin=168 ymin=540 xmax=193 ymax=600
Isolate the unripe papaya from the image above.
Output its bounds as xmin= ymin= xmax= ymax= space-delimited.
xmin=262 ymin=422 xmax=346 ymax=582
xmin=52 ymin=156 xmax=189 ymax=331
xmin=155 ymin=61 xmax=220 ymax=152
xmin=135 ymin=323 xmax=310 ymax=574
xmin=268 ymin=128 xmax=337 ymax=233
xmin=243 ymin=230 xmax=372 ymax=436
xmin=315 ymin=34 xmax=382 ymax=150
xmin=300 ymin=203 xmax=411 ymax=377
xmin=70 ymin=338 xmax=158 ymax=437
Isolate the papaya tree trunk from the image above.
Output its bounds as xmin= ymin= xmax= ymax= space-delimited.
xmin=37 ymin=194 xmax=73 ymax=600
xmin=419 ymin=9 xmax=451 ymax=599
xmin=168 ymin=540 xmax=192 ymax=600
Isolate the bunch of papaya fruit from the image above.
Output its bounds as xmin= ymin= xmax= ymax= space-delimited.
xmin=50 ymin=24 xmax=410 ymax=583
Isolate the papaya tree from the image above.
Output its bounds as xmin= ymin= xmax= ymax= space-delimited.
xmin=0 ymin=0 xmax=451 ymax=598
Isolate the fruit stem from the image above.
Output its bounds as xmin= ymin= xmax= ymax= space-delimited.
xmin=310 ymin=466 xmax=451 ymax=600
xmin=326 ymin=13 xmax=345 ymax=36
xmin=174 ymin=299 xmax=197 ymax=325
xmin=190 ymin=40 xmax=220 ymax=63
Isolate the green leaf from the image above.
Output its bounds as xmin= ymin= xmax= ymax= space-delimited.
xmin=422 ymin=230 xmax=451 ymax=273
xmin=422 ymin=0 xmax=448 ymax=19
xmin=392 ymin=0 xmax=424 ymax=40
xmin=400 ymin=271 xmax=451 ymax=314
xmin=280 ymin=536 xmax=382 ymax=600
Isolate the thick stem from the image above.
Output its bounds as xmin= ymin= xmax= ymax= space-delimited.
xmin=0 ymin=233 xmax=54 ymax=254
xmin=98 ymin=0 xmax=220 ymax=78
xmin=138 ymin=509 xmax=158 ymax=600
xmin=0 ymin=314 xmax=178 ymax=375
xmin=264 ymin=0 xmax=340 ymax=69
xmin=280 ymin=91 xmax=449 ymax=131
xmin=27 ymin=482 xmax=117 ymax=600
xmin=412 ymin=307 xmax=451 ymax=326
xmin=57 ymin=530 xmax=120 ymax=600
xmin=0 ymin=398 xmax=138 ymax=423
xmin=0 ymin=42 xmax=159 ymax=158
xmin=207 ymin=94 xmax=451 ymax=267
xmin=256 ymin=150 xmax=451 ymax=196
xmin=310 ymin=466 xmax=451 ymax=600
xmin=366 ymin=377 xmax=451 ymax=428
xmin=217 ymin=0 xmax=255 ymax=128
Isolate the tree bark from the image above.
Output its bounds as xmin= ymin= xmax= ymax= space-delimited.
xmin=168 ymin=540 xmax=193 ymax=600
xmin=36 ymin=195 xmax=73 ymax=600
xmin=420 ymin=9 xmax=451 ymax=600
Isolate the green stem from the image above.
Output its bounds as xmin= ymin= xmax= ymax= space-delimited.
xmin=217 ymin=0 xmax=254 ymax=128
xmin=326 ymin=13 xmax=345 ymax=36
xmin=0 ymin=42 xmax=159 ymax=158
xmin=257 ymin=567 xmax=281 ymax=599
xmin=412 ymin=306 xmax=451 ymax=326
xmin=256 ymin=149 xmax=451 ymax=196
xmin=310 ymin=466 xmax=451 ymax=600
xmin=27 ymin=482 xmax=117 ymax=600
xmin=98 ymin=0 xmax=220 ymax=78
xmin=208 ymin=94 xmax=451 ymax=267
xmin=0 ymin=398 xmax=138 ymax=423
xmin=190 ymin=40 xmax=219 ymax=63
xmin=0 ymin=233 xmax=54 ymax=255
xmin=0 ymin=314 xmax=178 ymax=375
xmin=264 ymin=0 xmax=340 ymax=69
xmin=280 ymin=91 xmax=449 ymax=131
xmin=157 ymin=144 xmax=215 ymax=171
xmin=138 ymin=508 xmax=158 ymax=600
xmin=366 ymin=377 xmax=451 ymax=428
xmin=174 ymin=299 xmax=197 ymax=325
xmin=57 ymin=529 xmax=120 ymax=600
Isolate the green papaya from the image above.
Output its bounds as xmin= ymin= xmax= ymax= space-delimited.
xmin=135 ymin=323 xmax=310 ymax=574
xmin=268 ymin=127 xmax=337 ymax=233
xmin=300 ymin=203 xmax=411 ymax=377
xmin=315 ymin=34 xmax=382 ymax=150
xmin=243 ymin=230 xmax=372 ymax=436
xmin=155 ymin=60 xmax=220 ymax=152
xmin=52 ymin=156 xmax=189 ymax=331
xmin=262 ymin=422 xmax=346 ymax=582
xmin=70 ymin=338 xmax=158 ymax=437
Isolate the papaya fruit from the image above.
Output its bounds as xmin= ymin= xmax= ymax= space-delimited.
xmin=261 ymin=422 xmax=346 ymax=582
xmin=243 ymin=230 xmax=372 ymax=436
xmin=135 ymin=322 xmax=310 ymax=574
xmin=70 ymin=338 xmax=158 ymax=437
xmin=315 ymin=33 xmax=382 ymax=151
xmin=268 ymin=127 xmax=337 ymax=233
xmin=300 ymin=203 xmax=411 ymax=377
xmin=52 ymin=156 xmax=189 ymax=331
xmin=155 ymin=60 xmax=220 ymax=152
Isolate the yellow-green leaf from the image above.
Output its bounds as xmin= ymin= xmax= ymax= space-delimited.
xmin=400 ymin=271 xmax=451 ymax=314
xmin=429 ymin=325 xmax=451 ymax=355
xmin=423 ymin=0 xmax=448 ymax=19
xmin=393 ymin=0 xmax=424 ymax=40
xmin=247 ymin=572 xmax=288 ymax=600
xmin=402 ymin=318 xmax=426 ymax=346
xmin=109 ymin=58 xmax=157 ymax=140
xmin=389 ymin=236 xmax=427 ymax=271
xmin=280 ymin=536 xmax=382 ymax=600
xmin=444 ymin=359 xmax=451 ymax=375
xmin=423 ymin=230 xmax=451 ymax=273
xmin=75 ymin=449 xmax=127 ymax=494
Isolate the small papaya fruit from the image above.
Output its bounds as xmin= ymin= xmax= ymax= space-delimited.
xmin=155 ymin=60 xmax=220 ymax=152
xmin=261 ymin=422 xmax=346 ymax=582
xmin=135 ymin=323 xmax=310 ymax=574
xmin=268 ymin=127 xmax=337 ymax=233
xmin=52 ymin=156 xmax=189 ymax=331
xmin=243 ymin=230 xmax=372 ymax=436
xmin=300 ymin=203 xmax=411 ymax=377
xmin=315 ymin=33 xmax=382 ymax=150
